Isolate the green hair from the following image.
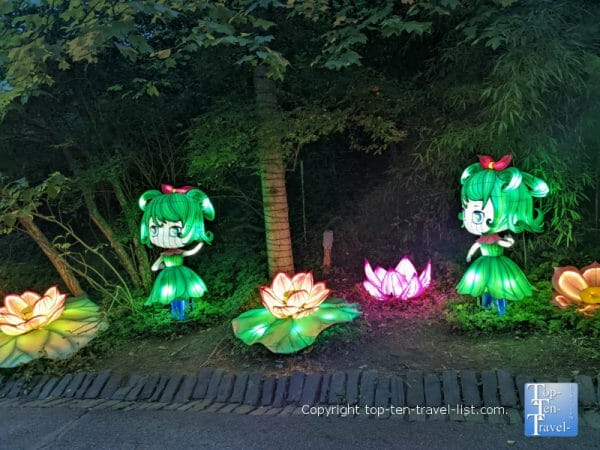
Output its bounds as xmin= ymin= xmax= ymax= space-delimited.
xmin=460 ymin=163 xmax=549 ymax=234
xmin=139 ymin=188 xmax=215 ymax=247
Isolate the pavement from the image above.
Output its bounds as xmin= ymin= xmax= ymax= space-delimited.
xmin=2 ymin=405 xmax=600 ymax=450
xmin=1 ymin=368 xmax=599 ymax=449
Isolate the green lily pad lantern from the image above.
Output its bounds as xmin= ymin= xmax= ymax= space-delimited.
xmin=0 ymin=286 xmax=106 ymax=368
xmin=232 ymin=272 xmax=361 ymax=354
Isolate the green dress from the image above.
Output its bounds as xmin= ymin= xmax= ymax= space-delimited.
xmin=456 ymin=242 xmax=532 ymax=300
xmin=146 ymin=252 xmax=207 ymax=306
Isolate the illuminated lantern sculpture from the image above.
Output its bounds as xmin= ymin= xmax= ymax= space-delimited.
xmin=232 ymin=272 xmax=361 ymax=354
xmin=552 ymin=262 xmax=600 ymax=316
xmin=363 ymin=257 xmax=431 ymax=300
xmin=139 ymin=185 xmax=215 ymax=321
xmin=456 ymin=154 xmax=549 ymax=315
xmin=0 ymin=286 xmax=105 ymax=368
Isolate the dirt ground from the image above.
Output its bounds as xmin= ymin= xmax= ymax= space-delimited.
xmin=95 ymin=280 xmax=600 ymax=379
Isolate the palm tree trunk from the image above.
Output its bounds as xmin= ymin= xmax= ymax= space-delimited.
xmin=18 ymin=216 xmax=85 ymax=296
xmin=253 ymin=65 xmax=295 ymax=277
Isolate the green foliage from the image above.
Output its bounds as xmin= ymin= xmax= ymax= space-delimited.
xmin=446 ymin=281 xmax=600 ymax=338
xmin=116 ymin=234 xmax=267 ymax=337
xmin=0 ymin=173 xmax=66 ymax=232
xmin=387 ymin=0 xmax=599 ymax=249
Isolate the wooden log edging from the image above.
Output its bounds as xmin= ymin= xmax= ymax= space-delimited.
xmin=1 ymin=369 xmax=599 ymax=426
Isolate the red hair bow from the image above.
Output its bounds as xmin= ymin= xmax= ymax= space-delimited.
xmin=478 ymin=154 xmax=512 ymax=171
xmin=161 ymin=184 xmax=194 ymax=194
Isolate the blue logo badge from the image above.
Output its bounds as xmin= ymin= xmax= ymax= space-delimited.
xmin=524 ymin=383 xmax=578 ymax=437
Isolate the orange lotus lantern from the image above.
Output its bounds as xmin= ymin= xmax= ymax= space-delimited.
xmin=552 ymin=262 xmax=600 ymax=316
xmin=0 ymin=286 xmax=105 ymax=368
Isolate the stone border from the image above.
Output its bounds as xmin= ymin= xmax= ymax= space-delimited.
xmin=1 ymin=369 xmax=599 ymax=427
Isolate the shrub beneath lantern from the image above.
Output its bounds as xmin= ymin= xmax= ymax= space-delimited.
xmin=232 ymin=272 xmax=361 ymax=354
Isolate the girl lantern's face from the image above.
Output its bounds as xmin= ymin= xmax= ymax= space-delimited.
xmin=462 ymin=200 xmax=494 ymax=236
xmin=149 ymin=219 xmax=187 ymax=248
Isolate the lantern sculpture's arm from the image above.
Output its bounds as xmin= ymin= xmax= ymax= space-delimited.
xmin=466 ymin=242 xmax=481 ymax=263
xmin=151 ymin=256 xmax=165 ymax=272
xmin=498 ymin=235 xmax=515 ymax=248
xmin=182 ymin=242 xmax=204 ymax=257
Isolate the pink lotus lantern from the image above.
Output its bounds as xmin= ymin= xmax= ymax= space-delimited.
xmin=363 ymin=257 xmax=431 ymax=301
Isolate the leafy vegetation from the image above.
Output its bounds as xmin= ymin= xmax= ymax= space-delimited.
xmin=0 ymin=0 xmax=598 ymax=375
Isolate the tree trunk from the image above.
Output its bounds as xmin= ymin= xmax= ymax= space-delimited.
xmin=63 ymin=148 xmax=143 ymax=289
xmin=19 ymin=216 xmax=85 ymax=296
xmin=83 ymin=190 xmax=143 ymax=289
xmin=253 ymin=65 xmax=295 ymax=277
xmin=112 ymin=177 xmax=152 ymax=290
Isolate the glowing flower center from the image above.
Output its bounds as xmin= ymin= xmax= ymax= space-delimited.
xmin=283 ymin=290 xmax=305 ymax=303
xmin=0 ymin=287 xmax=67 ymax=336
xmin=580 ymin=287 xmax=600 ymax=304
xmin=20 ymin=306 xmax=34 ymax=320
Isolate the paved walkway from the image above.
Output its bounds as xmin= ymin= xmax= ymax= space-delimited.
xmin=4 ymin=405 xmax=600 ymax=450
xmin=7 ymin=406 xmax=600 ymax=450
xmin=1 ymin=368 xmax=599 ymax=428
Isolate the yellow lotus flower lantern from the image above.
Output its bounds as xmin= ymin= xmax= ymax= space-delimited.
xmin=552 ymin=262 xmax=600 ymax=316
xmin=0 ymin=286 xmax=66 ymax=336
xmin=259 ymin=272 xmax=331 ymax=319
xmin=0 ymin=286 xmax=106 ymax=368
xmin=233 ymin=272 xmax=361 ymax=354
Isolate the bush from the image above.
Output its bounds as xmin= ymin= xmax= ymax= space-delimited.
xmin=445 ymin=280 xmax=600 ymax=338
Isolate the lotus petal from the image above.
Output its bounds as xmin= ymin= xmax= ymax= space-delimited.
xmin=259 ymin=286 xmax=285 ymax=309
xmin=292 ymin=272 xmax=314 ymax=292
xmin=552 ymin=293 xmax=572 ymax=308
xmin=363 ymin=281 xmax=385 ymax=300
xmin=19 ymin=291 xmax=42 ymax=308
xmin=269 ymin=305 xmax=301 ymax=319
xmin=0 ymin=322 xmax=31 ymax=336
xmin=374 ymin=267 xmax=387 ymax=282
xmin=42 ymin=286 xmax=61 ymax=301
xmin=364 ymin=260 xmax=381 ymax=286
xmin=271 ymin=272 xmax=294 ymax=298
xmin=293 ymin=306 xmax=321 ymax=319
xmin=0 ymin=311 xmax=23 ymax=326
xmin=401 ymin=275 xmax=422 ymax=300
xmin=381 ymin=271 xmax=394 ymax=297
xmin=552 ymin=267 xmax=587 ymax=301
xmin=286 ymin=290 xmax=309 ymax=308
xmin=32 ymin=293 xmax=65 ymax=320
xmin=25 ymin=314 xmax=49 ymax=330
xmin=396 ymin=257 xmax=417 ymax=280
xmin=578 ymin=304 xmax=600 ymax=316
xmin=419 ymin=260 xmax=432 ymax=288
xmin=307 ymin=282 xmax=330 ymax=306
xmin=3 ymin=294 xmax=30 ymax=316
xmin=581 ymin=262 xmax=600 ymax=288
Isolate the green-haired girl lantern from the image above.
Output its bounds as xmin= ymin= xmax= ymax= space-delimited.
xmin=139 ymin=184 xmax=215 ymax=320
xmin=457 ymin=154 xmax=549 ymax=316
